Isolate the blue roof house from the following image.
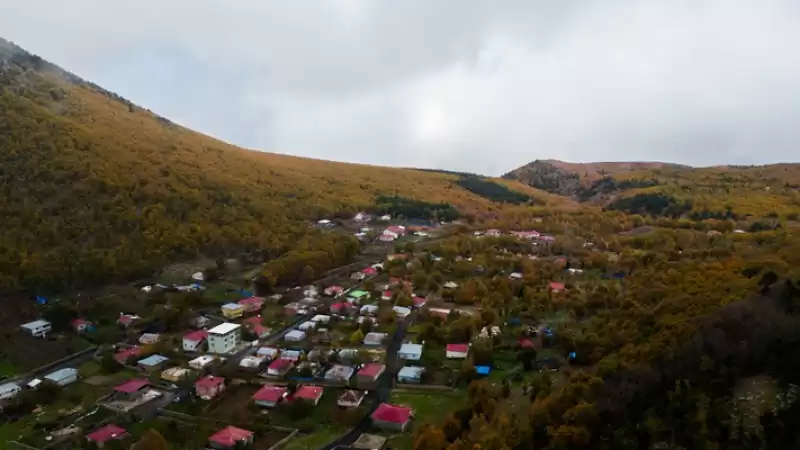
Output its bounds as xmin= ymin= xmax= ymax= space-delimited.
xmin=137 ymin=354 xmax=169 ymax=371
xmin=397 ymin=366 xmax=425 ymax=384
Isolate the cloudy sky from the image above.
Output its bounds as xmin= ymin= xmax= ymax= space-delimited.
xmin=3 ymin=1 xmax=800 ymax=175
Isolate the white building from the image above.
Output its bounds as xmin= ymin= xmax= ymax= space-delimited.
xmin=284 ymin=330 xmax=307 ymax=342
xmin=20 ymin=319 xmax=51 ymax=337
xmin=189 ymin=355 xmax=216 ymax=370
xmin=44 ymin=368 xmax=78 ymax=386
xmin=207 ymin=323 xmax=241 ymax=354
xmin=0 ymin=382 xmax=21 ymax=401
xmin=311 ymin=315 xmax=331 ymax=324
xmin=298 ymin=321 xmax=317 ymax=331
xmin=398 ymin=343 xmax=423 ymax=361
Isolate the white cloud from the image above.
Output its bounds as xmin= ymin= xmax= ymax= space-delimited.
xmin=3 ymin=1 xmax=800 ymax=175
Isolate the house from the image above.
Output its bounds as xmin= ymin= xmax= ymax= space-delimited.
xmin=183 ymin=330 xmax=209 ymax=352
xmin=242 ymin=316 xmax=271 ymax=338
xmin=208 ymin=426 xmax=254 ymax=449
xmin=303 ymin=286 xmax=319 ymax=297
xmin=360 ymin=304 xmax=379 ymax=315
xmin=138 ymin=333 xmax=160 ymax=345
xmin=519 ymin=338 xmax=535 ymax=349
xmin=362 ymin=267 xmax=378 ymax=277
xmin=137 ymin=354 xmax=169 ymax=371
xmin=443 ymin=281 xmax=458 ymax=289
xmin=356 ymin=364 xmax=386 ymax=387
xmin=412 ymin=296 xmax=426 ymax=308
xmin=446 ymin=344 xmax=470 ymax=359
xmin=161 ymin=367 xmax=191 ymax=383
xmin=567 ymin=268 xmax=584 ymax=275
xmin=237 ymin=296 xmax=265 ymax=313
xmin=378 ymin=232 xmax=397 ymax=242
xmin=513 ymin=230 xmax=540 ymax=240
xmin=485 ymin=229 xmax=502 ymax=237
xmin=44 ymin=368 xmax=78 ymax=386
xmin=239 ymin=355 xmax=266 ymax=370
xmin=352 ymin=433 xmax=388 ymax=450
xmin=311 ymin=314 xmax=331 ymax=324
xmin=86 ymin=424 xmax=128 ymax=448
xmin=354 ymin=212 xmax=369 ymax=222
xmin=266 ymin=358 xmax=294 ymax=377
xmin=280 ymin=349 xmax=303 ymax=361
xmin=208 ymin=323 xmax=242 ymax=354
xmin=351 ymin=271 xmax=367 ymax=281
xmin=338 ymin=390 xmax=366 ymax=408
xmin=392 ymin=306 xmax=411 ymax=318
xmin=252 ymin=385 xmax=287 ymax=408
xmin=398 ymin=343 xmax=423 ymax=361
xmin=114 ymin=346 xmax=142 ymax=364
xmin=349 ymin=289 xmax=370 ymax=302
xmin=257 ymin=346 xmax=280 ymax=360
xmin=220 ymin=303 xmax=244 ymax=319
xmin=549 ymin=282 xmax=566 ymax=293
xmin=195 ymin=375 xmax=225 ymax=400
xmin=324 ymin=286 xmax=344 ymax=297
xmin=191 ymin=316 xmax=210 ymax=329
xmin=284 ymin=302 xmax=304 ymax=316
xmin=386 ymin=225 xmax=406 ymax=235
xmin=480 ymin=325 xmax=502 ymax=338
xmin=539 ymin=235 xmax=556 ymax=243
xmin=20 ymin=319 xmax=51 ymax=337
xmin=0 ymin=382 xmax=21 ymax=401
xmin=293 ymin=385 xmax=324 ymax=406
xmin=429 ymin=308 xmax=451 ymax=321
xmin=509 ymin=272 xmax=523 ymax=280
xmin=325 ymin=365 xmax=355 ymax=383
xmin=189 ymin=355 xmax=216 ymax=370
xmin=363 ymin=332 xmax=388 ymax=346
xmin=330 ymin=303 xmax=348 ymax=315
xmin=114 ymin=379 xmax=150 ymax=399
xmin=381 ymin=290 xmax=393 ymax=301
xmin=27 ymin=379 xmax=42 ymax=390
xmin=117 ymin=314 xmax=139 ymax=328
xmin=371 ymin=403 xmax=413 ymax=431
xmin=298 ymin=321 xmax=316 ymax=332
xmin=285 ymin=330 xmax=307 ymax=342
xmin=397 ymin=366 xmax=424 ymax=384
xmin=71 ymin=318 xmax=94 ymax=333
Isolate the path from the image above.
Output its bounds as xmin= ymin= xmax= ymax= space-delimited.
xmin=320 ymin=310 xmax=417 ymax=450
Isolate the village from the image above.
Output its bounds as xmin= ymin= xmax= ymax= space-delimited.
xmin=0 ymin=212 xmax=591 ymax=450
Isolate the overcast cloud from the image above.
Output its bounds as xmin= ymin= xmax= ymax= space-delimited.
xmin=3 ymin=1 xmax=800 ymax=175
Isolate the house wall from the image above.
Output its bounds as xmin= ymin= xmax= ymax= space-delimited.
xmin=208 ymin=329 xmax=241 ymax=354
xmin=182 ymin=339 xmax=203 ymax=352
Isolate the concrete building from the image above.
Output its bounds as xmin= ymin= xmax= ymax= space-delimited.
xmin=44 ymin=368 xmax=78 ymax=386
xmin=208 ymin=323 xmax=241 ymax=354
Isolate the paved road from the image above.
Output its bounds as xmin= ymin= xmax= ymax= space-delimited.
xmin=320 ymin=310 xmax=417 ymax=450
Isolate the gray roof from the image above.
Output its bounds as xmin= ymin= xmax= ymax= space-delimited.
xmin=44 ymin=368 xmax=78 ymax=382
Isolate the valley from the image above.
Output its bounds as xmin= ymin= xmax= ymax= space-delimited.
xmin=1 ymin=37 xmax=800 ymax=450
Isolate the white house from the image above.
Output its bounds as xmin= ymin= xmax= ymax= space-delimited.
xmin=324 ymin=365 xmax=355 ymax=383
xmin=364 ymin=332 xmax=388 ymax=346
xmin=207 ymin=323 xmax=242 ymax=354
xmin=189 ymin=355 xmax=216 ymax=370
xmin=0 ymin=382 xmax=21 ymax=401
xmin=443 ymin=281 xmax=458 ymax=289
xmin=298 ymin=321 xmax=317 ymax=332
xmin=311 ymin=315 xmax=331 ymax=324
xmin=398 ymin=343 xmax=423 ymax=361
xmin=360 ymin=305 xmax=379 ymax=315
xmin=397 ymin=366 xmax=425 ymax=384
xmin=392 ymin=306 xmax=411 ymax=318
xmin=44 ymin=368 xmax=78 ymax=387
xmin=257 ymin=347 xmax=280 ymax=360
xmin=284 ymin=330 xmax=307 ymax=342
xmin=20 ymin=319 xmax=51 ymax=337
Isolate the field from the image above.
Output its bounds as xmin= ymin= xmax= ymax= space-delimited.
xmin=283 ymin=426 xmax=346 ymax=450
xmin=389 ymin=391 xmax=467 ymax=426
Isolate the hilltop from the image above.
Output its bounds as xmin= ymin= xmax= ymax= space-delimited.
xmin=0 ymin=38 xmax=562 ymax=293
xmin=504 ymin=159 xmax=800 ymax=219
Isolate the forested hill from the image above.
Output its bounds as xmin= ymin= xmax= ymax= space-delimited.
xmin=0 ymin=38 xmax=557 ymax=293
xmin=504 ymin=159 xmax=800 ymax=219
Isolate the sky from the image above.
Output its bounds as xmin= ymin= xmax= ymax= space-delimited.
xmin=3 ymin=1 xmax=800 ymax=176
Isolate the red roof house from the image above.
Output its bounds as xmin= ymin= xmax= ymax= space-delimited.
xmin=292 ymin=385 xmax=324 ymax=406
xmin=117 ymin=314 xmax=138 ymax=328
xmin=362 ymin=267 xmax=378 ymax=277
xmin=237 ymin=296 xmax=265 ymax=313
xmin=86 ymin=424 xmax=128 ymax=448
xmin=182 ymin=330 xmax=208 ymax=352
xmin=330 ymin=303 xmax=347 ymax=314
xmin=252 ymin=385 xmax=287 ymax=407
xmin=519 ymin=339 xmax=535 ymax=349
xmin=412 ymin=296 xmax=427 ymax=308
xmin=113 ymin=346 xmax=142 ymax=364
xmin=208 ymin=426 xmax=254 ymax=449
xmin=195 ymin=375 xmax=226 ymax=400
xmin=324 ymin=285 xmax=345 ymax=296
xmin=386 ymin=225 xmax=406 ymax=235
xmin=71 ymin=318 xmax=93 ymax=332
xmin=266 ymin=358 xmax=294 ymax=377
xmin=381 ymin=290 xmax=393 ymax=301
xmin=371 ymin=403 xmax=413 ymax=431
xmin=114 ymin=378 xmax=149 ymax=396
xmin=549 ymin=282 xmax=566 ymax=293
xmin=356 ymin=363 xmax=386 ymax=388
xmin=446 ymin=344 xmax=470 ymax=359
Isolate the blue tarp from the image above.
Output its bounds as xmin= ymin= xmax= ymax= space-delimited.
xmin=475 ymin=366 xmax=491 ymax=375
xmin=238 ymin=289 xmax=254 ymax=298
xmin=34 ymin=296 xmax=48 ymax=305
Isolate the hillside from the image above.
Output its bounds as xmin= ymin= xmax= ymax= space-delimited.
xmin=505 ymin=159 xmax=800 ymax=219
xmin=0 ymin=38 xmax=564 ymax=293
